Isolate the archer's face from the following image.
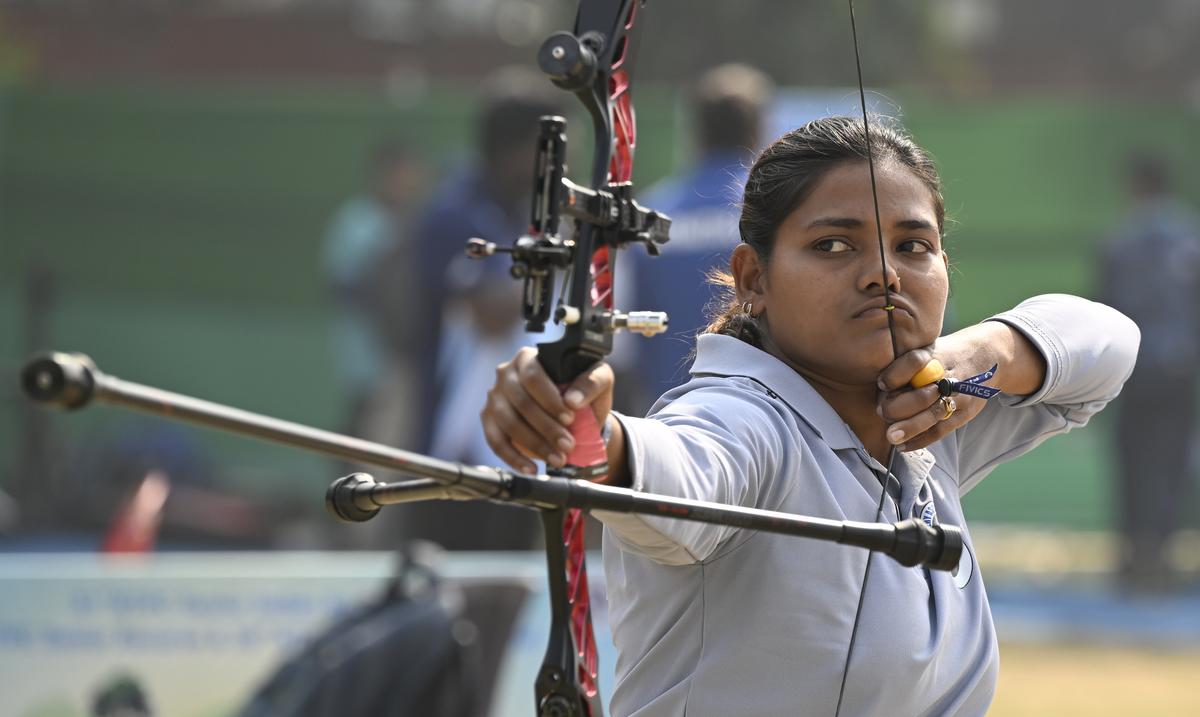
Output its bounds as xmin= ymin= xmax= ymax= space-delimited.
xmin=756 ymin=159 xmax=949 ymax=385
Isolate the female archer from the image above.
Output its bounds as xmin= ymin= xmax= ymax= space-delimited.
xmin=480 ymin=116 xmax=1139 ymax=716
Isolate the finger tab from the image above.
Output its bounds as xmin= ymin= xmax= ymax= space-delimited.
xmin=911 ymin=359 xmax=946 ymax=388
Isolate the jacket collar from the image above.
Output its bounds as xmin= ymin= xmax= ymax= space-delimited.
xmin=689 ymin=333 xmax=939 ymax=479
xmin=689 ymin=333 xmax=862 ymax=451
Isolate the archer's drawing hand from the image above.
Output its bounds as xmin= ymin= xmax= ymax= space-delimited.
xmin=482 ymin=346 xmax=616 ymax=475
xmin=876 ymin=321 xmax=1044 ymax=452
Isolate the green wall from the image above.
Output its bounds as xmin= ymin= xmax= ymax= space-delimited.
xmin=2 ymin=83 xmax=1197 ymax=529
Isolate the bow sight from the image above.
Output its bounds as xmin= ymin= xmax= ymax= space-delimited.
xmin=465 ymin=115 xmax=670 ymax=337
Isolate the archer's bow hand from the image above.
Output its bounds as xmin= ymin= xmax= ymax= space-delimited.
xmin=482 ymin=346 xmax=617 ymax=477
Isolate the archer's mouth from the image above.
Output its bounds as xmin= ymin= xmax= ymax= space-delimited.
xmin=853 ymin=305 xmax=913 ymax=320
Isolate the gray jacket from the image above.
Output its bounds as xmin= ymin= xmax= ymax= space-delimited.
xmin=599 ymin=294 xmax=1139 ymax=717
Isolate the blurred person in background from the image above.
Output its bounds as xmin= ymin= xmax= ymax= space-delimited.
xmin=1099 ymin=152 xmax=1200 ymax=593
xmin=323 ymin=138 xmax=424 ymax=464
xmin=401 ymin=68 xmax=564 ymax=550
xmin=628 ymin=64 xmax=774 ymax=411
xmin=92 ymin=673 xmax=154 ymax=717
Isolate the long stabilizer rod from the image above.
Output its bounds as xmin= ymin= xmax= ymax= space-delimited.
xmin=20 ymin=352 xmax=962 ymax=571
xmin=21 ymin=352 xmax=506 ymax=500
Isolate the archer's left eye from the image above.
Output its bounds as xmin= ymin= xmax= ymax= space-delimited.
xmin=899 ymin=239 xmax=933 ymax=254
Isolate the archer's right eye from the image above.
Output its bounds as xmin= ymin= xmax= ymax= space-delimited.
xmin=815 ymin=237 xmax=854 ymax=253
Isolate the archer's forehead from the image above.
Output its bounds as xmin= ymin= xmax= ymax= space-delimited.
xmin=786 ymin=160 xmax=940 ymax=230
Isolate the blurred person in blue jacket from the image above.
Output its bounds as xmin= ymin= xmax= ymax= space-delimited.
xmin=628 ymin=64 xmax=774 ymax=410
xmin=1099 ymin=152 xmax=1200 ymax=592
xmin=402 ymin=68 xmax=564 ymax=550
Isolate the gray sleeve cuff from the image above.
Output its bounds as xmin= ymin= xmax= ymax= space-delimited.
xmin=984 ymin=293 xmax=1140 ymax=408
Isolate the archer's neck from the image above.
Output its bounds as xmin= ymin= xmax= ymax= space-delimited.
xmin=808 ymin=382 xmax=893 ymax=464
xmin=757 ymin=339 xmax=892 ymax=463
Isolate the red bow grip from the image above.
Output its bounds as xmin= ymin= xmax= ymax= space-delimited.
xmin=557 ymin=386 xmax=608 ymax=480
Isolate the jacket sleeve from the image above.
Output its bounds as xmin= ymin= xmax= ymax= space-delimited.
xmin=955 ymin=294 xmax=1140 ymax=493
xmin=594 ymin=379 xmax=793 ymax=565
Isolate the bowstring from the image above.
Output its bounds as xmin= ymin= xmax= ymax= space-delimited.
xmin=834 ymin=1 xmax=902 ymax=714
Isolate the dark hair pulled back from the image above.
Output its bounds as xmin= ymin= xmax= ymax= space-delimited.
xmin=705 ymin=116 xmax=944 ymax=347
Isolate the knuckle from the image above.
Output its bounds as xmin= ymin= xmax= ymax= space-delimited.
xmin=484 ymin=389 xmax=506 ymax=415
xmin=541 ymin=413 xmax=566 ymax=436
xmin=483 ymin=425 xmax=505 ymax=451
xmin=509 ymin=388 xmax=533 ymax=412
xmin=518 ymin=357 xmax=540 ymax=379
xmin=496 ymin=398 xmax=519 ymax=422
xmin=573 ymin=376 xmax=597 ymax=396
xmin=528 ymin=436 xmax=553 ymax=459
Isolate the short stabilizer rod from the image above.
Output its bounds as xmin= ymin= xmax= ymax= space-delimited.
xmin=326 ymin=472 xmax=964 ymax=572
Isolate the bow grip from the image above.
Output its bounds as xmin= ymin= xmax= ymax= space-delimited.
xmin=555 ymin=386 xmax=608 ymax=481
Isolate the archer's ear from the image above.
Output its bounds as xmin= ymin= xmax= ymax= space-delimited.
xmin=730 ymin=244 xmax=767 ymax=304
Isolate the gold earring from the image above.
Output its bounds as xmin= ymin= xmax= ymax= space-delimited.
xmin=741 ymin=301 xmax=754 ymax=316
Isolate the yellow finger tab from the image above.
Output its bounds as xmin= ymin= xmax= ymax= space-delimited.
xmin=910 ymin=359 xmax=946 ymax=388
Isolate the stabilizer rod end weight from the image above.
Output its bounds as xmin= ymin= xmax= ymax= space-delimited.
xmin=326 ymin=473 xmax=382 ymax=523
xmin=21 ymin=352 xmax=97 ymax=410
xmin=888 ymin=518 xmax=963 ymax=572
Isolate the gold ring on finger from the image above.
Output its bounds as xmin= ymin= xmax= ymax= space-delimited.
xmin=938 ymin=396 xmax=957 ymax=421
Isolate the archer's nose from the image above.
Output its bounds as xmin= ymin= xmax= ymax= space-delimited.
xmin=858 ymin=247 xmax=901 ymax=295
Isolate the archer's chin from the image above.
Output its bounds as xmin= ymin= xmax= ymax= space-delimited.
xmin=837 ymin=334 xmax=897 ymax=377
